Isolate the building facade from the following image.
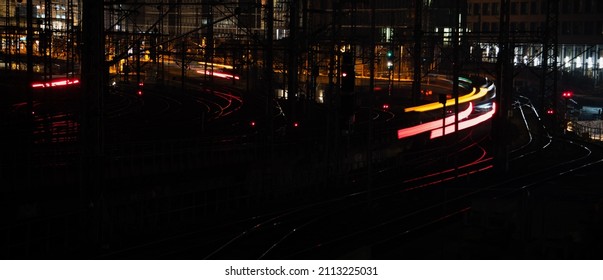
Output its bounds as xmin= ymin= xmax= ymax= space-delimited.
xmin=1 ymin=0 xmax=81 ymax=72
xmin=466 ymin=0 xmax=603 ymax=85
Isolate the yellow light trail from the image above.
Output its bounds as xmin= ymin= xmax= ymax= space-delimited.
xmin=196 ymin=62 xmax=234 ymax=70
xmin=404 ymin=84 xmax=492 ymax=113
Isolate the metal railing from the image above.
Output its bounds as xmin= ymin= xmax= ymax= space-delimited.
xmin=569 ymin=120 xmax=603 ymax=142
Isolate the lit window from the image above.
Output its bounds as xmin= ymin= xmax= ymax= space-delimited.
xmin=587 ymin=57 xmax=594 ymax=69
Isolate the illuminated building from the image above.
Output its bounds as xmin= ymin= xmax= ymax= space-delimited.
xmin=466 ymin=0 xmax=603 ymax=85
xmin=1 ymin=0 xmax=80 ymax=73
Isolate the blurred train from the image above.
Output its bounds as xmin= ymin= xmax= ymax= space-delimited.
xmin=30 ymin=75 xmax=81 ymax=105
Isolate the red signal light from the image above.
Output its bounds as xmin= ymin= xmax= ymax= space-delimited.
xmin=562 ymin=91 xmax=573 ymax=98
xmin=382 ymin=104 xmax=389 ymax=110
xmin=546 ymin=108 xmax=554 ymax=115
xmin=137 ymin=90 xmax=143 ymax=96
xmin=250 ymin=121 xmax=256 ymax=127
xmin=293 ymin=122 xmax=299 ymax=128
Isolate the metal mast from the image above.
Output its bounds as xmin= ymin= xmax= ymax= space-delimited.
xmin=411 ymin=0 xmax=423 ymax=105
xmin=287 ymin=0 xmax=299 ymax=122
xmin=541 ymin=0 xmax=559 ymax=127
xmin=493 ymin=0 xmax=513 ymax=173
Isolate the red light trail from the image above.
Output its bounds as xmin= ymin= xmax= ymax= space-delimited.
xmin=396 ymin=102 xmax=496 ymax=140
xmin=31 ymin=78 xmax=80 ymax=88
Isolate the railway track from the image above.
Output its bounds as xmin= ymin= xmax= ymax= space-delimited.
xmin=137 ymin=95 xmax=603 ymax=260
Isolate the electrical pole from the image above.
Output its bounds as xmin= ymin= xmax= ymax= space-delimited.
xmin=26 ymin=0 xmax=34 ymax=136
xmin=412 ymin=0 xmax=422 ymax=105
xmin=367 ymin=0 xmax=376 ymax=203
xmin=81 ymin=0 xmax=106 ymax=253
xmin=541 ymin=0 xmax=559 ymax=131
xmin=265 ymin=0 xmax=274 ymax=142
xmin=3 ymin=0 xmax=9 ymax=72
xmin=205 ymin=1 xmax=214 ymax=83
xmin=453 ymin=0 xmax=460 ymax=134
xmin=493 ymin=0 xmax=511 ymax=174
xmin=44 ymin=0 xmax=52 ymax=78
xmin=288 ymin=0 xmax=299 ymax=124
